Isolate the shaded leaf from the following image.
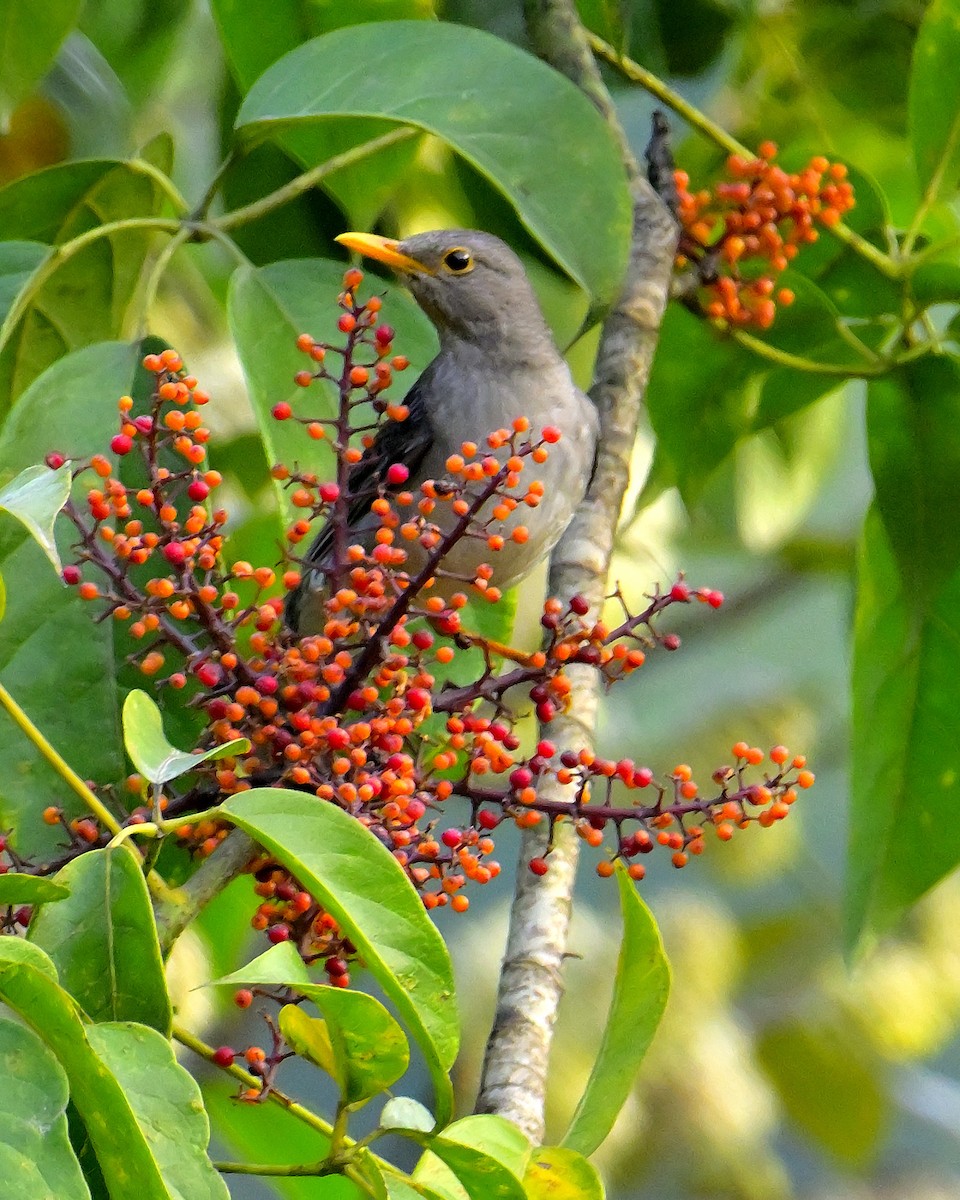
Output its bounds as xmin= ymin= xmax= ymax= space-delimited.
xmin=28 ymin=845 xmax=171 ymax=1033
xmin=278 ymin=1004 xmax=341 ymax=1084
xmin=911 ymin=260 xmax=960 ymax=307
xmin=0 ymin=462 xmax=71 ymax=571
xmin=757 ymin=1019 xmax=887 ymax=1166
xmin=234 ymin=22 xmax=631 ymax=307
xmin=0 ymin=342 xmax=139 ymax=859
xmin=227 ymin=257 xmax=436 ymax=524
xmin=222 ymin=787 xmax=458 ymax=1123
xmin=211 ymin=0 xmax=432 ymax=228
xmin=0 ymin=151 xmax=174 ymax=407
xmin=847 ymin=507 xmax=960 ymax=940
xmin=0 ymin=242 xmax=48 ymax=326
xmin=0 ymin=872 xmax=69 ymax=905
xmin=0 ymin=0 xmax=83 ymax=129
xmin=524 ymin=1146 xmax=604 ymax=1200
xmin=411 ymin=1115 xmax=530 ymax=1200
xmin=78 ymin=0 xmax=190 ymax=101
xmin=0 ymin=1018 xmax=89 ymax=1200
xmin=122 ymin=689 xmax=249 ymax=786
xmin=909 ymin=0 xmax=960 ymax=204
xmin=561 ymin=868 xmax=669 ymax=1155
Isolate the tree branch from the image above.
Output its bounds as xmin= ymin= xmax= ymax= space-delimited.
xmin=475 ymin=0 xmax=678 ymax=1142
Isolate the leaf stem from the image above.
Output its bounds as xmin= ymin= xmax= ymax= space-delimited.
xmin=730 ymin=329 xmax=891 ymax=376
xmin=213 ymin=127 xmax=418 ymax=232
xmin=128 ymin=158 xmax=191 ymax=215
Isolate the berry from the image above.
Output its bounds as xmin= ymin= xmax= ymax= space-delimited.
xmin=272 ymin=402 xmax=293 ymax=420
xmin=267 ymin=924 xmax=291 ymax=944
xmin=528 ymin=857 xmax=549 ymax=876
xmin=386 ymin=463 xmax=409 ymax=485
xmin=662 ymin=634 xmax=681 ymax=651
xmin=187 ymin=479 xmax=210 ymax=502
xmin=670 ymin=582 xmax=690 ymax=602
xmin=569 ymin=594 xmax=590 ymax=616
xmin=163 ymin=542 xmax=187 ymax=566
xmin=45 ymin=452 xmax=66 ymax=469
xmin=319 ymin=482 xmax=340 ymax=503
xmin=294 ymin=371 xmax=313 ymax=387
xmin=62 ymin=565 xmax=81 ymax=585
xmin=213 ymin=1046 xmax=235 ymax=1067
xmin=110 ymin=433 xmax=134 ymax=455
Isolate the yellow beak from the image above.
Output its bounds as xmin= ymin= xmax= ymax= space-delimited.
xmin=335 ymin=232 xmax=433 ymax=275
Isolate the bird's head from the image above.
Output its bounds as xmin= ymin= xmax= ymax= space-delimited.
xmin=335 ymin=229 xmax=555 ymax=360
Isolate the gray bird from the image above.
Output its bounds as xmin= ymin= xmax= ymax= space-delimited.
xmin=286 ymin=229 xmax=598 ymax=635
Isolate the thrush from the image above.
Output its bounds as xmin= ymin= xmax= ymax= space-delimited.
xmin=286 ymin=229 xmax=598 ymax=635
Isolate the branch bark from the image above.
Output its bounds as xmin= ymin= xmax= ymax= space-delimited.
xmin=474 ymin=0 xmax=678 ymax=1142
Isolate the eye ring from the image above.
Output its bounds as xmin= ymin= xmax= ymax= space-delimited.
xmin=442 ymin=247 xmax=474 ymax=274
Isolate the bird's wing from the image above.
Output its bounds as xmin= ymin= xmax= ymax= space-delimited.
xmin=286 ymin=374 xmax=436 ymax=628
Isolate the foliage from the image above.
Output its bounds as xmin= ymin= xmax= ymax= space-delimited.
xmin=0 ymin=1 xmax=957 ymax=1198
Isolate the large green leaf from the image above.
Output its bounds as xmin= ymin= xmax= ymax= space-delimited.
xmin=561 ymin=869 xmax=670 ymax=1155
xmin=909 ymin=0 xmax=960 ymax=204
xmin=0 ymin=1018 xmax=89 ymax=1200
xmin=0 ymin=461 xmax=71 ymax=571
xmin=234 ymin=22 xmax=631 ymax=307
xmin=28 ymin=845 xmax=172 ymax=1033
xmin=227 ymin=257 xmax=437 ymax=524
xmin=0 ymin=0 xmax=83 ymax=129
xmin=211 ymin=0 xmax=433 ymax=228
xmin=0 ymin=941 xmax=201 ymax=1200
xmin=0 ymin=342 xmax=140 ymax=858
xmin=221 ymin=787 xmax=459 ymax=1123
xmin=0 ymin=147 xmax=174 ymax=408
xmin=209 ymin=939 xmax=311 ymax=989
xmin=87 ymin=1023 xmax=228 ymax=1200
xmin=847 ymin=507 xmax=960 ymax=940
xmin=78 ymin=0 xmax=190 ymax=101
xmin=0 ymin=242 xmax=49 ymax=326
xmin=122 ymin=690 xmax=249 ymax=786
xmin=867 ymin=357 xmax=960 ymax=599
xmin=757 ymin=1020 xmax=887 ymax=1166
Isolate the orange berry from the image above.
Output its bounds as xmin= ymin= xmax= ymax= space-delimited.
xmin=796 ymin=769 xmax=815 ymax=789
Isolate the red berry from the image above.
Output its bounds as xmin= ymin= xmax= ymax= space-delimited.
xmin=213 ymin=1046 xmax=235 ymax=1067
xmin=478 ymin=809 xmax=499 ymax=830
xmin=272 ymin=402 xmax=293 ymax=420
xmin=537 ymin=740 xmax=556 ymax=759
xmin=187 ymin=479 xmax=210 ymax=502
xmin=134 ymin=416 xmax=153 ymax=434
xmin=541 ymin=426 xmax=561 ymax=443
xmin=325 ymin=956 xmax=348 ymax=978
xmin=406 ymin=688 xmax=430 ymax=712
xmin=319 ymin=482 xmax=340 ymax=503
xmin=163 ymin=542 xmax=187 ymax=566
xmin=707 ymin=590 xmax=724 ymax=608
xmin=670 ymin=582 xmax=690 ymax=602
xmin=386 ymin=463 xmax=409 ymax=485
xmin=529 ymin=857 xmax=549 ymax=876
xmin=111 ymin=433 xmax=134 ymax=455
xmin=510 ymin=767 xmax=533 ymax=789
xmin=195 ymin=662 xmax=221 ymax=688
xmin=441 ymin=828 xmax=462 ymax=848
xmin=62 ymin=565 xmax=81 ymax=585
xmin=234 ymin=989 xmax=253 ymax=1009
xmin=267 ymin=924 xmax=291 ymax=944
xmin=635 ymin=767 xmax=654 ymax=788
xmin=569 ymin=594 xmax=589 ymax=616
xmin=662 ymin=634 xmax=681 ymax=651
xmin=45 ymin=452 xmax=66 ymax=469
xmin=338 ymin=314 xmax=356 ymax=333
xmin=375 ymin=324 xmax=395 ymax=346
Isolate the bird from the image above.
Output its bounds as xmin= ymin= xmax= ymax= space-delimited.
xmin=286 ymin=229 xmax=599 ymax=636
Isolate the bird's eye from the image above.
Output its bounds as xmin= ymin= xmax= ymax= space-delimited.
xmin=442 ymin=247 xmax=473 ymax=274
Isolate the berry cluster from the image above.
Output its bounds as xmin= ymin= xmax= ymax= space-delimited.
xmin=674 ymin=142 xmax=855 ymax=328
xmin=24 ymin=270 xmax=812 ymax=976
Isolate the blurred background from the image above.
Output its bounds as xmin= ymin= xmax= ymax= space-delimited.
xmin=6 ymin=0 xmax=959 ymax=1196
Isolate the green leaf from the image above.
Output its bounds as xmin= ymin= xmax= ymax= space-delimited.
xmin=867 ymin=357 xmax=960 ymax=599
xmin=523 ymin=1146 xmax=604 ymax=1200
xmin=0 ymin=242 xmax=49 ymax=326
xmin=221 ymin=787 xmax=459 ymax=1123
xmin=0 ymin=0 xmax=83 ymax=129
xmin=0 ymin=461 xmax=71 ymax=571
xmin=209 ymin=939 xmax=311 ymax=989
xmin=122 ymin=690 xmax=249 ymax=786
xmin=561 ymin=868 xmax=669 ymax=1156
xmin=234 ymin=22 xmax=631 ymax=307
xmin=747 ymin=271 xmax=874 ymax=365
xmin=0 ymin=153 xmax=174 ymax=407
xmin=380 ymin=1096 xmax=435 ymax=1133
xmin=87 ymin=1023 xmax=228 ymax=1200
xmin=910 ymin=260 xmax=960 ymax=307
xmin=757 ymin=1020 xmax=887 ymax=1166
xmin=78 ymin=0 xmax=190 ymax=102
xmin=909 ymin=0 xmax=960 ymax=204
xmin=0 ymin=872 xmax=69 ymax=905
xmin=0 ymin=342 xmax=138 ymax=860
xmin=293 ymin=983 xmax=410 ymax=1105
xmin=278 ymin=1004 xmax=341 ymax=1085
xmin=411 ymin=1115 xmax=530 ymax=1200
xmin=0 ymin=943 xmax=176 ymax=1200
xmin=227 ymin=257 xmax=437 ymax=524
xmin=847 ymin=507 xmax=960 ymax=940
xmin=0 ymin=1018 xmax=90 ymax=1200
xmin=211 ymin=0 xmax=433 ymax=228
xmin=28 ymin=845 xmax=172 ymax=1033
